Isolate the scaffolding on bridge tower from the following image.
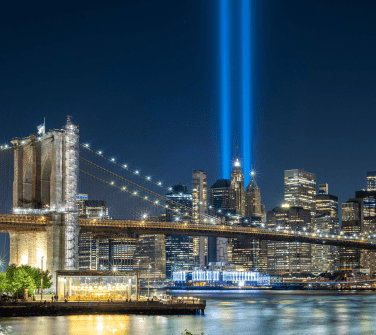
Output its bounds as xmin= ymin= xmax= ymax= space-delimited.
xmin=62 ymin=116 xmax=79 ymax=270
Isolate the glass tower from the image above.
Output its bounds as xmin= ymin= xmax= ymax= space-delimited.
xmin=165 ymin=184 xmax=194 ymax=279
xmin=284 ymin=169 xmax=316 ymax=215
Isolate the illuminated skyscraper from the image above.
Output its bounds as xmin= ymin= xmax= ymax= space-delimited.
xmin=284 ymin=169 xmax=316 ymax=214
xmin=231 ymin=159 xmax=245 ymax=217
xmin=311 ymin=184 xmax=339 ymax=275
xmin=133 ymin=215 xmax=166 ymax=280
xmin=230 ymin=171 xmax=266 ymax=272
xmin=78 ymin=198 xmax=110 ymax=271
xmin=192 ymin=170 xmax=207 ymax=268
xmin=311 ymin=214 xmax=339 ymax=275
xmin=208 ymin=179 xmax=235 ymax=264
xmin=340 ymin=199 xmax=363 ymax=271
xmin=245 ymin=171 xmax=262 ymax=219
xmin=367 ymin=171 xmax=376 ymax=191
xmin=267 ymin=206 xmax=311 ymax=275
xmin=165 ymin=184 xmax=194 ymax=279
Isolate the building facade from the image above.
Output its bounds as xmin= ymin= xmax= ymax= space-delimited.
xmin=192 ymin=170 xmax=208 ymax=268
xmin=284 ymin=169 xmax=316 ymax=214
xmin=267 ymin=206 xmax=312 ymax=275
xmin=165 ymin=184 xmax=194 ymax=279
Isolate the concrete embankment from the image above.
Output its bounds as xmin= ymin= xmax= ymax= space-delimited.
xmin=0 ymin=301 xmax=206 ymax=317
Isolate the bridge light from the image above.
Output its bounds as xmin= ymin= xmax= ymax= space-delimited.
xmin=135 ymin=170 xmax=139 ymax=174
xmin=111 ymin=158 xmax=115 ymax=162
xmin=84 ymin=143 xmax=89 ymax=147
xmin=158 ymin=182 xmax=162 ymax=186
xmin=98 ymin=151 xmax=103 ymax=155
xmin=123 ymin=164 xmax=127 ymax=168
xmin=4 ymin=145 xmax=8 ymax=148
xmin=148 ymin=177 xmax=152 ymax=181
xmin=110 ymin=181 xmax=114 ymax=185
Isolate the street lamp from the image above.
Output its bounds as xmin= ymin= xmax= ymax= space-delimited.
xmin=41 ymin=256 xmax=44 ymax=301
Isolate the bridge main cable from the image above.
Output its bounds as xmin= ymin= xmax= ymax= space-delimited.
xmin=79 ymin=157 xmax=217 ymax=222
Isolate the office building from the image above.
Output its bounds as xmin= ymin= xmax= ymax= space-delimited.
xmin=165 ymin=184 xmax=194 ymax=279
xmin=367 ymin=171 xmax=376 ymax=191
xmin=208 ymin=179 xmax=234 ymax=264
xmin=230 ymin=171 xmax=266 ymax=272
xmin=284 ymin=169 xmax=316 ymax=214
xmin=192 ymin=170 xmax=207 ymax=268
xmin=340 ymin=199 xmax=363 ymax=271
xmin=267 ymin=206 xmax=312 ymax=275
xmin=231 ymin=159 xmax=245 ymax=217
xmin=78 ymin=198 xmax=109 ymax=271
xmin=311 ymin=213 xmax=340 ymax=275
xmin=311 ymin=184 xmax=339 ymax=275
xmin=245 ymin=171 xmax=262 ymax=219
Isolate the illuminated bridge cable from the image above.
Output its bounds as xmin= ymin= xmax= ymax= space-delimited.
xmin=79 ymin=157 xmax=196 ymax=216
xmin=79 ymin=143 xmax=173 ymax=193
xmin=80 ymin=144 xmax=242 ymax=223
xmin=79 ymin=168 xmax=172 ymax=213
xmin=80 ymin=160 xmax=222 ymax=224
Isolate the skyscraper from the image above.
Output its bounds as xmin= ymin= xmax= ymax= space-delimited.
xmin=367 ymin=171 xmax=376 ymax=191
xmin=284 ymin=169 xmax=316 ymax=214
xmin=208 ymin=179 xmax=235 ymax=264
xmin=165 ymin=184 xmax=194 ymax=279
xmin=245 ymin=171 xmax=262 ymax=219
xmin=267 ymin=206 xmax=312 ymax=275
xmin=231 ymin=159 xmax=245 ymax=217
xmin=78 ymin=198 xmax=110 ymax=271
xmin=133 ymin=215 xmax=166 ymax=280
xmin=192 ymin=170 xmax=207 ymax=268
xmin=230 ymin=171 xmax=265 ymax=272
xmin=311 ymin=184 xmax=340 ymax=275
xmin=340 ymin=198 xmax=364 ymax=271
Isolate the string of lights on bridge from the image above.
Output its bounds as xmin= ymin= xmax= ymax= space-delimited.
xmin=80 ymin=142 xmax=245 ymax=223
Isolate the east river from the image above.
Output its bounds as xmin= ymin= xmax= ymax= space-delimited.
xmin=1 ymin=290 xmax=376 ymax=335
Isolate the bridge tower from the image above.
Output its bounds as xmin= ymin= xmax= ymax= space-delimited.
xmin=9 ymin=116 xmax=79 ymax=279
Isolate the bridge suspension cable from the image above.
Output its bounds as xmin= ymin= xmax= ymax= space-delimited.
xmin=80 ymin=143 xmax=172 ymax=191
xmin=79 ymin=142 xmax=241 ymax=223
xmin=79 ymin=156 xmax=225 ymax=224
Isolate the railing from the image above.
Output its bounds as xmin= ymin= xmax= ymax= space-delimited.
xmin=1 ymin=213 xmax=376 ymax=249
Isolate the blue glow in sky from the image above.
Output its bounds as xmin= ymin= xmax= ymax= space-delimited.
xmin=220 ymin=0 xmax=231 ymax=179
xmin=241 ymin=0 xmax=252 ymax=187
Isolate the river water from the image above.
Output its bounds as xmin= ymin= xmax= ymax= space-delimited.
xmin=1 ymin=290 xmax=376 ymax=335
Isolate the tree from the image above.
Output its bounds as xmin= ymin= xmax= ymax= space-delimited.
xmin=0 ymin=272 xmax=8 ymax=294
xmin=12 ymin=267 xmax=37 ymax=298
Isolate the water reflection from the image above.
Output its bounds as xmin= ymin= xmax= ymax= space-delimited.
xmin=2 ymin=291 xmax=376 ymax=334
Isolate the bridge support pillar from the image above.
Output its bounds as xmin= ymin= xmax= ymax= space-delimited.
xmin=9 ymin=232 xmax=47 ymax=268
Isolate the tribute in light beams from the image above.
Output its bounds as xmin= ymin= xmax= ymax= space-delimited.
xmin=220 ymin=0 xmax=231 ymax=179
xmin=241 ymin=0 xmax=252 ymax=186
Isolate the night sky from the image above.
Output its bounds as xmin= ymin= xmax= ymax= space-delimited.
xmin=1 ymin=0 xmax=376 ymax=266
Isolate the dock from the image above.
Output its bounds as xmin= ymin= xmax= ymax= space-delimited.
xmin=0 ymin=299 xmax=206 ymax=317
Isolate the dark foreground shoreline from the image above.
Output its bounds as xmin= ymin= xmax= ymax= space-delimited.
xmin=0 ymin=301 xmax=206 ymax=317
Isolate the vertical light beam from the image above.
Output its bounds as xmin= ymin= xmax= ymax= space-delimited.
xmin=220 ymin=0 xmax=231 ymax=179
xmin=241 ymin=0 xmax=252 ymax=186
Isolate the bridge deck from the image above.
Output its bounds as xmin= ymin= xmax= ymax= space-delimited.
xmin=0 ymin=214 xmax=375 ymax=250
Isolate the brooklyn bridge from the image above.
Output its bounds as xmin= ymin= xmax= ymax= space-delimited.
xmin=0 ymin=117 xmax=375 ymax=281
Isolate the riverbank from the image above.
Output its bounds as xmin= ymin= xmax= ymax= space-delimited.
xmin=0 ymin=300 xmax=206 ymax=317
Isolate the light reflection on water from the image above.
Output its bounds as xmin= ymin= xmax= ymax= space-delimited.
xmin=1 ymin=291 xmax=376 ymax=335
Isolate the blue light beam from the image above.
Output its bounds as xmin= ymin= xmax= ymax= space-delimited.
xmin=220 ymin=0 xmax=231 ymax=179
xmin=241 ymin=0 xmax=252 ymax=186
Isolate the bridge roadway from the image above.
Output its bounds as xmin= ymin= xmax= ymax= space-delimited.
xmin=0 ymin=214 xmax=376 ymax=250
